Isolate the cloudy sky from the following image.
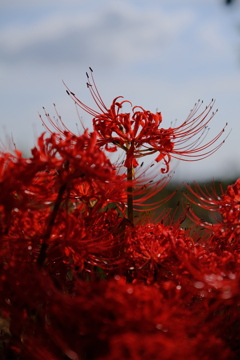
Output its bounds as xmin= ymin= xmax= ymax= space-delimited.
xmin=0 ymin=0 xmax=240 ymax=181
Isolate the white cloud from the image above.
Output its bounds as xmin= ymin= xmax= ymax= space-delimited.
xmin=0 ymin=0 xmax=80 ymax=7
xmin=197 ymin=20 xmax=231 ymax=55
xmin=0 ymin=1 xmax=194 ymax=66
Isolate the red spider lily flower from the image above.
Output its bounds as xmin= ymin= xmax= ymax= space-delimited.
xmin=217 ymin=179 xmax=240 ymax=224
xmin=32 ymin=130 xmax=128 ymax=212
xmin=185 ymin=179 xmax=240 ymax=251
xmin=0 ymin=131 xmax=128 ymax=271
xmin=62 ymin=68 xmax=228 ymax=174
xmin=124 ymin=222 xmax=193 ymax=283
xmin=0 ymin=130 xmax=127 ymax=227
xmin=40 ymin=105 xmax=176 ymax=220
xmin=41 ymin=69 xmax=228 ymax=222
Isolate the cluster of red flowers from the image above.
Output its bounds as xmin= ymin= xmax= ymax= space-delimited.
xmin=0 ymin=72 xmax=239 ymax=360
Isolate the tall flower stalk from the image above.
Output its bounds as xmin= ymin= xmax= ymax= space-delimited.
xmin=56 ymin=68 xmax=227 ymax=222
xmin=127 ymin=163 xmax=134 ymax=222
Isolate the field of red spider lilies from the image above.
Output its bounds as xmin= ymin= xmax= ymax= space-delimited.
xmin=0 ymin=70 xmax=240 ymax=360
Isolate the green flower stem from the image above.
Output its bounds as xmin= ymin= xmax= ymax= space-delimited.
xmin=37 ymin=181 xmax=67 ymax=267
xmin=37 ymin=162 xmax=69 ymax=267
xmin=127 ymin=165 xmax=134 ymax=223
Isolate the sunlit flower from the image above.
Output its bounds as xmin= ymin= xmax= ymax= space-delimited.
xmin=62 ymin=68 xmax=228 ymax=173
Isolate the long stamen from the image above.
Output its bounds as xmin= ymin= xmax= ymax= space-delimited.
xmin=63 ymin=81 xmax=99 ymax=117
xmin=88 ymin=67 xmax=109 ymax=112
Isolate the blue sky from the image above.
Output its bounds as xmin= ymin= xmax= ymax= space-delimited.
xmin=0 ymin=0 xmax=240 ymax=181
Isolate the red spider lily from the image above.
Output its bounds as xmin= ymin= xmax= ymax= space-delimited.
xmin=185 ymin=179 xmax=240 ymax=251
xmin=62 ymin=69 xmax=228 ymax=174
xmin=124 ymin=222 xmax=194 ymax=283
xmin=0 ymin=131 xmax=128 ymax=228
xmin=0 ymin=131 xmax=128 ymax=272
xmin=41 ymin=106 xmax=177 ymax=222
xmin=41 ymin=69 xmax=228 ymax=222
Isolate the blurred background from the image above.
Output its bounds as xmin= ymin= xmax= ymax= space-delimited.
xmin=0 ymin=0 xmax=240 ymax=182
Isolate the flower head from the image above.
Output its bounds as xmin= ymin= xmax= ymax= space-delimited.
xmin=0 ymin=131 xmax=128 ymax=270
xmin=63 ymin=68 xmax=227 ymax=173
xmin=186 ymin=179 xmax=240 ymax=251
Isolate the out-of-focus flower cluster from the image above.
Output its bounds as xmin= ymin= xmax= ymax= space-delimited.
xmin=0 ymin=76 xmax=239 ymax=359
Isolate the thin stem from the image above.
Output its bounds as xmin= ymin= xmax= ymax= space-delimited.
xmin=127 ymin=165 xmax=134 ymax=222
xmin=37 ymin=181 xmax=67 ymax=267
xmin=36 ymin=156 xmax=70 ymax=269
